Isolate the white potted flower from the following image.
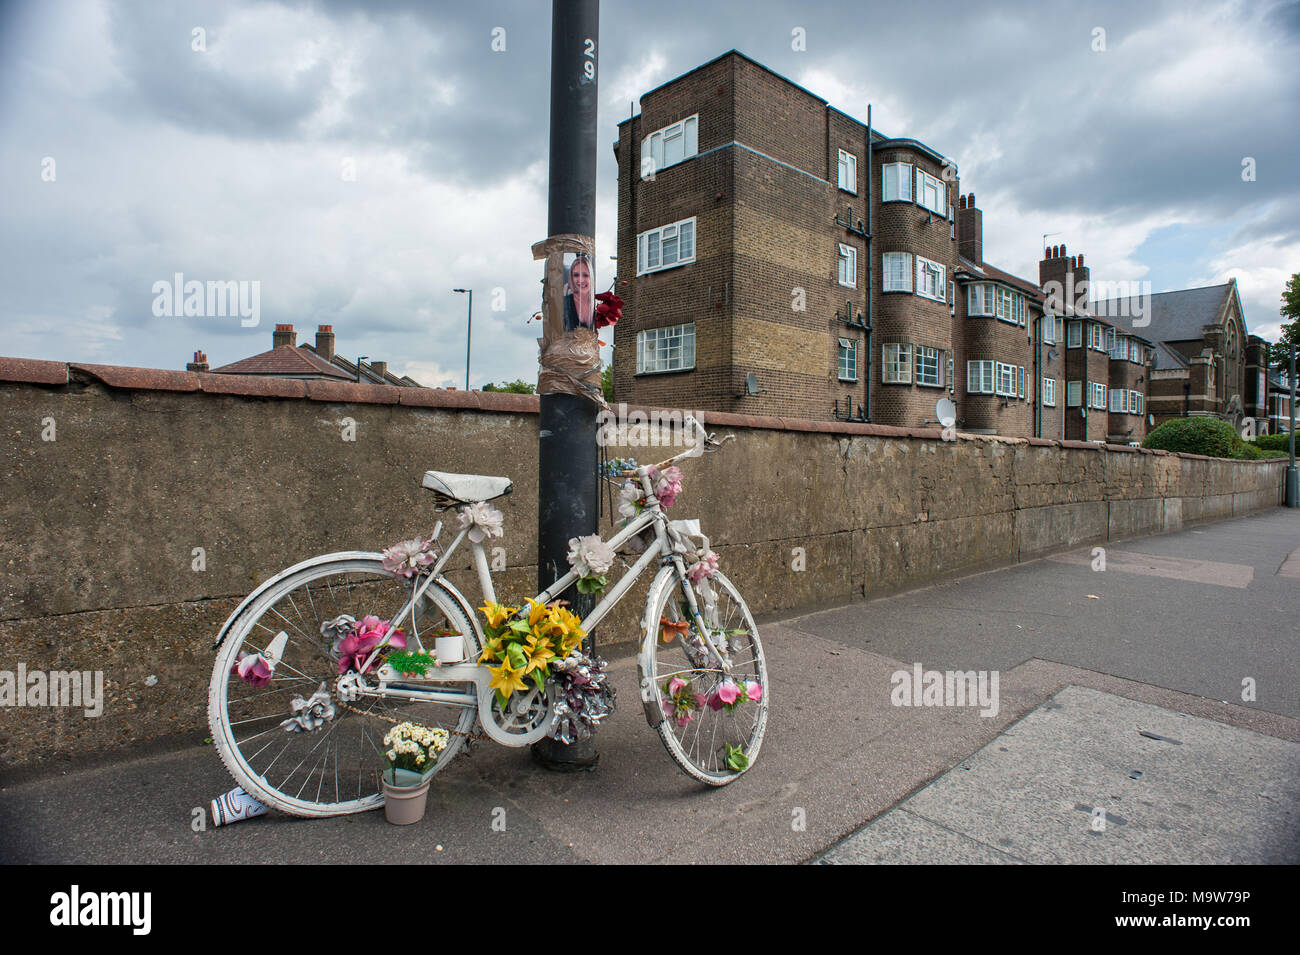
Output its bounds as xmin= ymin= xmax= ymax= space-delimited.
xmin=381 ymin=722 xmax=450 ymax=825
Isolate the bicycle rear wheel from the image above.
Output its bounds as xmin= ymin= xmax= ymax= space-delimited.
xmin=208 ymin=556 xmax=480 ymax=817
xmin=642 ymin=566 xmax=769 ymax=785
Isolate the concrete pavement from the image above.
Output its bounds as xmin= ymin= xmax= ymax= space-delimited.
xmin=1 ymin=508 xmax=1296 ymax=864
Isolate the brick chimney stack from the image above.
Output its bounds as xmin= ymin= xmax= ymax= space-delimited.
xmin=1039 ymin=244 xmax=1091 ymax=314
xmin=370 ymin=360 xmax=387 ymax=380
xmin=186 ymin=350 xmax=209 ymax=372
xmin=273 ymin=324 xmax=297 ymax=349
xmin=315 ymin=325 xmax=335 ymax=360
xmin=957 ymin=193 xmax=982 ymax=264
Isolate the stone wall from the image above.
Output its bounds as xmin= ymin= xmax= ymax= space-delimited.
xmin=0 ymin=358 xmax=1286 ymax=773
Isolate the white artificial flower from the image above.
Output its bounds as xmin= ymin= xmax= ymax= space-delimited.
xmin=566 ymin=534 xmax=616 ymax=577
xmin=457 ymin=502 xmax=505 ymax=543
xmin=617 ymin=482 xmax=642 ymax=520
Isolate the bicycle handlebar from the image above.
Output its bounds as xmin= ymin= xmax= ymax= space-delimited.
xmin=613 ymin=415 xmax=733 ymax=478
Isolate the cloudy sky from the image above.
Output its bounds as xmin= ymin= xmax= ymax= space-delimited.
xmin=2 ymin=0 xmax=1297 ymax=387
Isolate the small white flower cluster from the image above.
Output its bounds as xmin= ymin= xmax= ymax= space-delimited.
xmin=383 ymin=721 xmax=450 ymax=768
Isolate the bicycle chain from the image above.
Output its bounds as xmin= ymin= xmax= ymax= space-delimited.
xmin=336 ymin=699 xmax=497 ymax=743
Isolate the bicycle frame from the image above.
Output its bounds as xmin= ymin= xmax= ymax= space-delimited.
xmin=363 ymin=465 xmax=730 ymax=687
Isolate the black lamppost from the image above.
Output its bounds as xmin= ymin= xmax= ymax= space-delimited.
xmin=453 ymin=288 xmax=472 ymax=390
xmin=533 ymin=0 xmax=600 ymax=770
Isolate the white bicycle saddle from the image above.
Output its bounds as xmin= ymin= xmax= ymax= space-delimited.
xmin=421 ymin=470 xmax=513 ymax=503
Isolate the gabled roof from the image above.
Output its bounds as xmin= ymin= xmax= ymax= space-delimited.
xmin=211 ymin=345 xmax=352 ymax=379
xmin=1154 ymin=342 xmax=1189 ymax=371
xmin=1090 ymin=281 xmax=1236 ymax=343
xmin=307 ymin=346 xmax=418 ymax=386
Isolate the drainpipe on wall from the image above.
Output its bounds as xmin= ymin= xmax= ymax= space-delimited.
xmin=1033 ymin=317 xmax=1041 ymax=438
xmin=864 ymin=104 xmax=873 ymax=422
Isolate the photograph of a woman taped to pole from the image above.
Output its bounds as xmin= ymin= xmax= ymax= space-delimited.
xmin=563 ymin=252 xmax=595 ymax=332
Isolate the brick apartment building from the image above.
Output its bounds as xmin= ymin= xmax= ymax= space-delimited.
xmin=1245 ymin=335 xmax=1295 ymax=434
xmin=613 ymin=51 xmax=1164 ymax=442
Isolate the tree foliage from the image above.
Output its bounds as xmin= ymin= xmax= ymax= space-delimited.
xmin=481 ymin=379 xmax=536 ymax=394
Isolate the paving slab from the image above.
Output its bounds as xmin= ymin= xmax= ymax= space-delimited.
xmin=821 ymin=685 xmax=1300 ymax=864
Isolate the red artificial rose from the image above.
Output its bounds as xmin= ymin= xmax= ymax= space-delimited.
xmin=594 ymin=291 xmax=624 ymax=329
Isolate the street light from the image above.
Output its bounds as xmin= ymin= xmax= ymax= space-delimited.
xmin=453 ymin=289 xmax=472 ymax=391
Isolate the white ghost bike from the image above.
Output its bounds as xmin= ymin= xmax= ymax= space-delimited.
xmin=207 ymin=419 xmax=768 ymax=816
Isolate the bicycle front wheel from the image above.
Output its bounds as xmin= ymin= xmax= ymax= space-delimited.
xmin=642 ymin=566 xmax=769 ymax=785
xmin=208 ymin=556 xmax=480 ymax=817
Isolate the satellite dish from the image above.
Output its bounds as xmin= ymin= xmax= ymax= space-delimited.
xmin=936 ymin=398 xmax=956 ymax=428
xmin=745 ymin=372 xmax=759 ymax=396
xmin=1148 ymin=414 xmax=1155 ymax=426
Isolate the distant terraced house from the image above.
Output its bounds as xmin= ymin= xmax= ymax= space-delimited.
xmin=185 ymin=324 xmax=420 ymax=386
xmin=612 ymin=50 xmax=1260 ymax=445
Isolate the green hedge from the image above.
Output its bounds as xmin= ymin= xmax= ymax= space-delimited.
xmin=1248 ymin=432 xmax=1295 ymax=454
xmin=1142 ymin=417 xmax=1266 ymax=460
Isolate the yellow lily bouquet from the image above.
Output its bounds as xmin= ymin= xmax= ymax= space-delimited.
xmin=478 ymin=598 xmax=586 ymax=706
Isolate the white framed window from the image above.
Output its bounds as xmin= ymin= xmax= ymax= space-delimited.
xmin=883 ymin=252 xmax=913 ymax=292
xmin=916 ymin=256 xmax=945 ymax=302
xmin=967 ymin=283 xmax=995 ymax=316
xmin=641 ymin=115 xmax=698 ymax=177
xmin=883 ymin=162 xmax=912 ymax=202
xmin=1042 ymin=378 xmax=1057 ymax=407
xmin=1109 ymin=330 xmax=1123 ymax=360
xmin=1017 ymin=365 xmax=1025 ymax=398
xmin=1133 ymin=391 xmax=1143 ymax=415
xmin=1067 ymin=321 xmax=1082 ymax=348
xmin=838 ymin=244 xmax=857 ymax=287
xmin=916 ymin=168 xmax=946 ymax=216
xmin=637 ymin=217 xmax=696 ymax=275
xmin=1090 ymin=381 xmax=1107 ymax=409
xmin=967 ymin=360 xmax=995 ymax=394
xmin=837 ymin=338 xmax=858 ymax=381
xmin=1067 ymin=380 xmax=1082 ymax=407
xmin=1042 ymin=315 xmax=1056 ymax=345
xmin=1017 ymin=295 xmax=1026 ymax=327
xmin=948 ymin=280 xmax=956 ymax=314
xmin=1128 ymin=339 xmax=1141 ymax=363
xmin=995 ymin=287 xmax=1015 ymax=323
xmin=995 ymin=362 xmax=1018 ymax=397
xmin=1088 ymin=323 xmax=1105 ymax=351
xmin=882 ymin=343 xmax=912 ymax=383
xmin=837 ymin=149 xmax=857 ymax=194
xmin=1109 ymin=388 xmax=1124 ymax=413
xmin=1055 ymin=316 xmax=1064 ymax=344
xmin=636 ymin=323 xmax=695 ymax=374
xmin=916 ymin=345 xmax=943 ymax=386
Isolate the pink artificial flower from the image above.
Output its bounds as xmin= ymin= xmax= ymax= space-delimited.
xmin=381 ymin=537 xmax=438 ymax=578
xmin=716 ymin=680 xmax=741 ymax=706
xmin=687 ymin=550 xmax=720 ymax=583
xmin=336 ymin=616 xmax=407 ymax=674
xmin=668 ymin=676 xmax=687 ymax=695
xmin=232 ymin=651 xmax=274 ymax=688
xmin=747 ymin=681 xmax=763 ymax=702
xmin=649 ymin=465 xmax=684 ymax=508
xmin=663 ymin=700 xmax=694 ymax=727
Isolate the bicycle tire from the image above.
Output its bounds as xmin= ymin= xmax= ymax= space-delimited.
xmin=208 ymin=555 xmax=480 ymax=817
xmin=640 ymin=565 xmax=769 ymax=786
